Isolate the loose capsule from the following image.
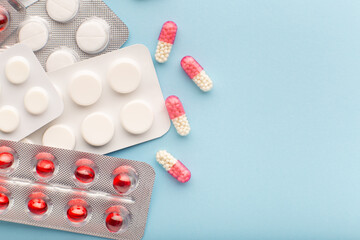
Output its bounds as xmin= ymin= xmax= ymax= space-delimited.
xmin=155 ymin=21 xmax=177 ymax=63
xmin=181 ymin=56 xmax=213 ymax=92
xmin=156 ymin=150 xmax=191 ymax=183
xmin=165 ymin=96 xmax=190 ymax=136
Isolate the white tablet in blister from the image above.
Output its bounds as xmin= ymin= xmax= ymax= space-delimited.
xmin=27 ymin=44 xmax=170 ymax=154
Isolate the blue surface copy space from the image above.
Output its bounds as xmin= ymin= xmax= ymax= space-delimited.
xmin=2 ymin=0 xmax=360 ymax=239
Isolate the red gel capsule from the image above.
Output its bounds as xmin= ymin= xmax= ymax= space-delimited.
xmin=28 ymin=199 xmax=48 ymax=215
xmin=36 ymin=159 xmax=55 ymax=178
xmin=0 ymin=193 xmax=9 ymax=210
xmin=67 ymin=205 xmax=87 ymax=223
xmin=0 ymin=8 xmax=9 ymax=32
xmin=0 ymin=152 xmax=14 ymax=169
xmin=75 ymin=166 xmax=95 ymax=183
xmin=113 ymin=173 xmax=131 ymax=194
xmin=106 ymin=212 xmax=123 ymax=233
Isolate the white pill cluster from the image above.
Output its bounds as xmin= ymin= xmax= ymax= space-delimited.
xmin=0 ymin=45 xmax=63 ymax=141
xmin=155 ymin=41 xmax=172 ymax=63
xmin=193 ymin=70 xmax=213 ymax=92
xmin=172 ymin=115 xmax=191 ymax=137
xmin=156 ymin=150 xmax=177 ymax=171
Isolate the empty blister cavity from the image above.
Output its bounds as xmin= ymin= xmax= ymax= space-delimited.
xmin=46 ymin=47 xmax=78 ymax=72
xmin=121 ymin=101 xmax=154 ymax=135
xmin=18 ymin=17 xmax=50 ymax=52
xmin=24 ymin=87 xmax=49 ymax=115
xmin=0 ymin=106 xmax=20 ymax=133
xmin=46 ymin=0 xmax=79 ymax=23
xmin=69 ymin=71 xmax=102 ymax=107
xmin=76 ymin=17 xmax=109 ymax=54
xmin=107 ymin=59 xmax=141 ymax=94
xmin=42 ymin=124 xmax=76 ymax=149
xmin=81 ymin=112 xmax=114 ymax=147
xmin=0 ymin=146 xmax=18 ymax=174
xmin=5 ymin=56 xmax=30 ymax=85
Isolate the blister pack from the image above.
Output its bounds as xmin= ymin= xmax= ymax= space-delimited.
xmin=1 ymin=0 xmax=129 ymax=72
xmin=0 ymin=139 xmax=155 ymax=240
xmin=0 ymin=44 xmax=63 ymax=141
xmin=26 ymin=44 xmax=171 ymax=154
xmin=0 ymin=0 xmax=26 ymax=44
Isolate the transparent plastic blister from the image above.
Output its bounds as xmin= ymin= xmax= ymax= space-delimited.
xmin=0 ymin=0 xmax=26 ymax=44
xmin=0 ymin=139 xmax=155 ymax=240
xmin=1 ymin=0 xmax=129 ymax=70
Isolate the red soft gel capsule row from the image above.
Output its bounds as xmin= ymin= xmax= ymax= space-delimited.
xmin=0 ymin=140 xmax=154 ymax=239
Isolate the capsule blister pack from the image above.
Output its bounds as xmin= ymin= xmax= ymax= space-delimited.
xmin=26 ymin=44 xmax=171 ymax=154
xmin=1 ymin=0 xmax=129 ymax=72
xmin=0 ymin=0 xmax=26 ymax=44
xmin=0 ymin=139 xmax=155 ymax=240
xmin=0 ymin=44 xmax=63 ymax=141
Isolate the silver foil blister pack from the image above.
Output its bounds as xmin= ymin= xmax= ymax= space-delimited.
xmin=0 ymin=0 xmax=26 ymax=44
xmin=0 ymin=139 xmax=155 ymax=240
xmin=1 ymin=0 xmax=129 ymax=71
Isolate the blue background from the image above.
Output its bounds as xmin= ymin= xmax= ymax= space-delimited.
xmin=2 ymin=0 xmax=360 ymax=239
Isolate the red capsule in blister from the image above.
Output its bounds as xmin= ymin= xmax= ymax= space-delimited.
xmin=112 ymin=166 xmax=138 ymax=194
xmin=75 ymin=166 xmax=95 ymax=184
xmin=67 ymin=205 xmax=88 ymax=223
xmin=113 ymin=173 xmax=131 ymax=194
xmin=106 ymin=212 xmax=123 ymax=233
xmin=33 ymin=152 xmax=57 ymax=180
xmin=28 ymin=198 xmax=48 ymax=215
xmin=0 ymin=193 xmax=9 ymax=210
xmin=36 ymin=159 xmax=55 ymax=178
xmin=0 ymin=152 xmax=14 ymax=169
xmin=0 ymin=7 xmax=9 ymax=32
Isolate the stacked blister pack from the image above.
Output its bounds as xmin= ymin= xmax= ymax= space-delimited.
xmin=0 ymin=0 xmax=171 ymax=239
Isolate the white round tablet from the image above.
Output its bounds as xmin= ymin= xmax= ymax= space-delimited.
xmin=121 ymin=101 xmax=154 ymax=135
xmin=0 ymin=106 xmax=20 ymax=133
xmin=107 ymin=59 xmax=142 ymax=94
xmin=46 ymin=48 xmax=78 ymax=72
xmin=42 ymin=125 xmax=76 ymax=149
xmin=18 ymin=18 xmax=49 ymax=52
xmin=81 ymin=112 xmax=114 ymax=147
xmin=24 ymin=87 xmax=49 ymax=115
xmin=46 ymin=0 xmax=79 ymax=23
xmin=5 ymin=56 xmax=30 ymax=84
xmin=69 ymin=72 xmax=102 ymax=107
xmin=76 ymin=18 xmax=110 ymax=54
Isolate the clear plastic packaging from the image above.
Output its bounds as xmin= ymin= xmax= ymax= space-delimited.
xmin=1 ymin=0 xmax=129 ymax=70
xmin=0 ymin=139 xmax=155 ymax=240
xmin=0 ymin=0 xmax=26 ymax=44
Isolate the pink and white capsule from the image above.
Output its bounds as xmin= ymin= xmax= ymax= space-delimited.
xmin=155 ymin=21 xmax=177 ymax=63
xmin=156 ymin=150 xmax=191 ymax=183
xmin=181 ymin=56 xmax=213 ymax=92
xmin=165 ymin=95 xmax=190 ymax=136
